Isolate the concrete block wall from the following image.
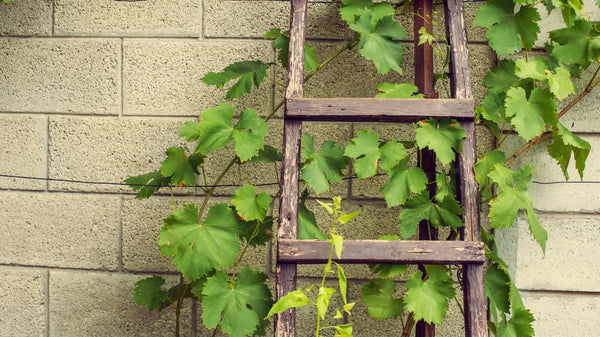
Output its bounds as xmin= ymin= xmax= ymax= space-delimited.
xmin=0 ymin=1 xmax=598 ymax=336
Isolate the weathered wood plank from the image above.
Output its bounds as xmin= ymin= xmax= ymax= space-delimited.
xmin=463 ymin=264 xmax=488 ymax=337
xmin=285 ymin=98 xmax=475 ymax=122
xmin=278 ymin=239 xmax=485 ymax=264
xmin=445 ymin=0 xmax=473 ymax=101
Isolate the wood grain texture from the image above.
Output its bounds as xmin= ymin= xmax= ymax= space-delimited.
xmin=278 ymin=239 xmax=485 ymax=264
xmin=463 ymin=264 xmax=488 ymax=337
xmin=445 ymin=0 xmax=473 ymax=100
xmin=285 ymin=98 xmax=475 ymax=121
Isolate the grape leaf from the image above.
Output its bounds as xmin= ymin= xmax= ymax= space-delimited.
xmin=232 ymin=184 xmax=272 ymax=222
xmin=125 ymin=171 xmax=171 ymax=199
xmin=547 ymin=123 xmax=591 ymax=180
xmin=415 ymin=118 xmax=466 ymax=166
xmin=239 ymin=216 xmax=274 ymax=247
xmin=233 ymin=109 xmax=269 ymax=162
xmin=480 ymin=91 xmax=508 ymax=124
xmin=381 ymin=158 xmax=428 ymax=208
xmin=160 ymin=147 xmax=203 ymax=187
xmin=179 ymin=120 xmax=200 ymax=141
xmin=435 ymin=169 xmax=456 ymax=203
xmin=202 ymin=268 xmax=273 ymax=337
xmin=133 ymin=276 xmax=169 ymax=312
xmin=266 ymin=289 xmax=311 ymax=319
xmin=301 ymin=134 xmax=348 ymax=194
xmin=485 ymin=263 xmax=511 ymax=314
xmin=195 ymin=103 xmax=236 ymax=155
xmin=505 ymin=87 xmax=557 ymax=141
xmin=361 ymin=278 xmax=404 ymax=320
xmin=264 ymin=28 xmax=319 ymax=71
xmin=375 ymin=82 xmax=424 ymax=98
xmin=405 ymin=266 xmax=455 ymax=325
xmin=159 ymin=203 xmax=242 ymax=280
xmin=549 ymin=19 xmax=600 ymax=69
xmin=245 ymin=145 xmax=282 ymax=164
xmin=488 ymin=164 xmax=548 ymax=252
xmin=474 ymin=149 xmax=506 ymax=187
xmin=397 ymin=192 xmax=464 ymax=239
xmin=515 ymin=58 xmax=575 ymax=100
xmin=201 ymin=60 xmax=270 ymax=99
xmin=298 ymin=189 xmax=327 ymax=240
xmin=345 ymin=130 xmax=406 ymax=179
xmin=497 ymin=307 xmax=535 ymax=337
xmin=367 ymin=235 xmax=406 ymax=279
xmin=484 ymin=59 xmax=520 ymax=93
xmin=475 ymin=0 xmax=540 ymax=55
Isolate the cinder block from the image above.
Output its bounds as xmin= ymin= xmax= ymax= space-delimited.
xmin=204 ymin=0 xmax=351 ymax=39
xmin=49 ymin=270 xmax=193 ymax=336
xmin=0 ymin=0 xmax=52 ymax=36
xmin=123 ymin=39 xmax=274 ymax=117
xmin=556 ymin=66 xmax=600 ymax=133
xmin=500 ymin=134 xmax=600 ymax=212
xmin=48 ymin=116 xmax=190 ymax=193
xmin=54 ymin=0 xmax=201 ymax=37
xmin=122 ymin=195 xmax=270 ymax=274
xmin=0 ymin=38 xmax=120 ymax=114
xmin=0 ymin=267 xmax=46 ymax=337
xmin=0 ymin=191 xmax=120 ymax=270
xmin=498 ymin=214 xmax=600 ymax=292
xmin=0 ymin=114 xmax=46 ymax=190
xmin=521 ymin=291 xmax=600 ymax=337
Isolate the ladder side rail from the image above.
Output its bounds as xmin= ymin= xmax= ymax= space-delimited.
xmin=445 ymin=1 xmax=488 ymax=336
xmin=276 ymin=0 xmax=309 ymax=337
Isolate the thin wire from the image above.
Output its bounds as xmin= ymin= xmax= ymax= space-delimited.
xmin=1 ymin=173 xmax=599 ymax=190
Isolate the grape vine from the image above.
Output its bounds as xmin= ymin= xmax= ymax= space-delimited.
xmin=127 ymin=0 xmax=599 ymax=336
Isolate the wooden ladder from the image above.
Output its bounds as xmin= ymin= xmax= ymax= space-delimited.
xmin=275 ymin=0 xmax=488 ymax=336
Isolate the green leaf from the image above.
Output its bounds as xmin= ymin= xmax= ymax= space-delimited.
xmin=201 ymin=60 xmax=270 ymax=99
xmin=265 ymin=28 xmax=319 ymax=71
xmin=515 ymin=58 xmax=576 ymax=100
xmin=375 ymin=82 xmax=424 ymax=98
xmin=239 ymin=217 xmax=274 ymax=247
xmin=549 ymin=19 xmax=600 ymax=69
xmin=336 ymin=264 xmax=349 ymax=308
xmin=484 ymin=60 xmax=519 ymax=94
xmin=298 ymin=190 xmax=327 ymax=240
xmin=474 ymin=149 xmax=506 ymax=187
xmin=485 ymin=263 xmax=511 ymax=314
xmin=435 ymin=169 xmax=456 ymax=203
xmin=133 ymin=276 xmax=169 ymax=312
xmin=361 ymin=278 xmax=404 ymax=320
xmin=331 ymin=233 xmax=344 ymax=259
xmin=317 ymin=287 xmax=336 ymax=320
xmin=179 ymin=120 xmax=200 ymax=141
xmin=381 ymin=158 xmax=428 ymax=208
xmin=301 ymin=134 xmax=348 ymax=194
xmin=547 ymin=66 xmax=576 ymax=100
xmin=124 ymin=171 xmax=171 ymax=199
xmin=488 ymin=164 xmax=548 ymax=252
xmin=398 ymin=192 xmax=464 ymax=239
xmin=202 ymin=268 xmax=273 ymax=337
xmin=339 ymin=210 xmax=360 ymax=224
xmin=514 ymin=58 xmax=547 ymax=81
xmin=475 ymin=0 xmax=540 ymax=55
xmin=351 ymin=12 xmax=407 ymax=74
xmin=480 ymin=92 xmax=508 ymax=125
xmin=548 ymin=123 xmax=590 ymax=180
xmin=333 ymin=324 xmax=353 ymax=337
xmin=160 ymin=147 xmax=203 ymax=187
xmin=266 ymin=289 xmax=311 ymax=319
xmin=159 ymin=203 xmax=242 ymax=280
xmin=505 ymin=87 xmax=557 ymax=141
xmin=233 ymin=109 xmax=269 ymax=162
xmin=232 ymin=184 xmax=272 ymax=222
xmin=497 ymin=307 xmax=535 ymax=337
xmin=415 ymin=118 xmax=466 ymax=166
xmin=195 ymin=103 xmax=235 ymax=155
xmin=345 ymin=130 xmax=407 ymax=178
xmin=245 ymin=145 xmax=282 ymax=164
xmin=405 ymin=266 xmax=455 ymax=325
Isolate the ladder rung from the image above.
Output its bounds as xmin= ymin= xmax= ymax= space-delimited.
xmin=286 ymin=98 xmax=475 ymax=122
xmin=278 ymin=239 xmax=485 ymax=264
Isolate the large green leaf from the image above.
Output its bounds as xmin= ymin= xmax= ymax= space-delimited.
xmin=381 ymin=158 xmax=428 ymax=208
xmin=515 ymin=58 xmax=575 ymax=100
xmin=202 ymin=268 xmax=273 ymax=337
xmin=549 ymin=19 xmax=600 ymax=69
xmin=375 ymin=82 xmax=424 ymax=98
xmin=475 ymin=0 xmax=541 ymax=55
xmin=133 ymin=276 xmax=169 ymax=312
xmin=474 ymin=149 xmax=506 ymax=187
xmin=485 ymin=263 xmax=511 ymax=314
xmin=415 ymin=118 xmax=466 ymax=166
xmin=505 ymin=87 xmax=557 ymax=141
xmin=547 ymin=123 xmax=591 ymax=180
xmin=298 ymin=189 xmax=327 ymax=240
xmin=201 ymin=60 xmax=270 ymax=99
xmin=484 ymin=59 xmax=520 ymax=93
xmin=266 ymin=289 xmax=311 ymax=319
xmin=160 ymin=146 xmax=203 ymax=187
xmin=497 ymin=307 xmax=535 ymax=337
xmin=317 ymin=286 xmax=336 ymax=320
xmin=301 ymin=134 xmax=348 ymax=194
xmin=397 ymin=192 xmax=464 ymax=239
xmin=361 ymin=278 xmax=404 ymax=320
xmin=159 ymin=203 xmax=242 ymax=280
xmin=488 ymin=164 xmax=548 ymax=252
xmin=124 ymin=171 xmax=171 ymax=199
xmin=231 ymin=184 xmax=272 ymax=222
xmin=233 ymin=109 xmax=269 ymax=162
xmin=405 ymin=266 xmax=455 ymax=325
xmin=264 ymin=28 xmax=319 ymax=71
xmin=344 ymin=130 xmax=406 ymax=179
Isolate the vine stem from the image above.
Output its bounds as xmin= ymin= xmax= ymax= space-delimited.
xmin=175 ymin=273 xmax=185 ymax=337
xmin=505 ymin=66 xmax=600 ymax=167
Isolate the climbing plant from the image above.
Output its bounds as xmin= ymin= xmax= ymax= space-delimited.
xmin=127 ymin=0 xmax=599 ymax=336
